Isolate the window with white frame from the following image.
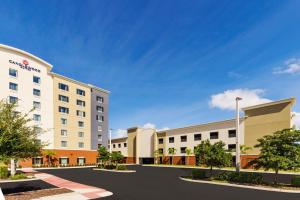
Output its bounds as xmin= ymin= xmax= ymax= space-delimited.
xmin=61 ymin=129 xmax=67 ymax=137
xmin=33 ymin=76 xmax=41 ymax=84
xmin=58 ymin=83 xmax=69 ymax=91
xmin=76 ymin=89 xmax=85 ymax=96
xmin=98 ymin=134 xmax=102 ymax=141
xmin=78 ymin=121 xmax=84 ymax=127
xmin=9 ymin=68 xmax=17 ymax=77
xmin=9 ymin=82 xmax=18 ymax=91
xmin=98 ymin=125 xmax=102 ymax=131
xmin=33 ymin=89 xmax=41 ymax=96
xmin=33 ymin=114 xmax=41 ymax=122
xmin=61 ymin=118 xmax=67 ymax=125
xmin=76 ymin=100 xmax=85 ymax=107
xmin=96 ymin=96 xmax=103 ymax=103
xmin=33 ymin=101 xmax=41 ymax=109
xmin=61 ymin=141 xmax=67 ymax=147
xmin=76 ymin=110 xmax=86 ymax=117
xmin=59 ymin=106 xmax=69 ymax=114
xmin=59 ymin=95 xmax=69 ymax=102
xmin=9 ymin=96 xmax=18 ymax=104
xmin=78 ymin=142 xmax=84 ymax=148
xmin=78 ymin=132 xmax=84 ymax=137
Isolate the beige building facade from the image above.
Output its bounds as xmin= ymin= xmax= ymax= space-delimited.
xmin=0 ymin=44 xmax=110 ymax=167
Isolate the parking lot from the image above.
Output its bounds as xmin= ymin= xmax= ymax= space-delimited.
xmin=34 ymin=165 xmax=300 ymax=200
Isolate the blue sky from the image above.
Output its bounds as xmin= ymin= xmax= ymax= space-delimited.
xmin=1 ymin=0 xmax=300 ymax=137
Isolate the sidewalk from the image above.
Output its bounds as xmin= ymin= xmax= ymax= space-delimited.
xmin=22 ymin=168 xmax=113 ymax=199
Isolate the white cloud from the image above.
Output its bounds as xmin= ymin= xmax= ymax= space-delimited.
xmin=293 ymin=112 xmax=300 ymax=129
xmin=142 ymin=123 xmax=156 ymax=129
xmin=210 ymin=89 xmax=272 ymax=111
xmin=273 ymin=58 xmax=300 ymax=74
xmin=112 ymin=129 xmax=127 ymax=139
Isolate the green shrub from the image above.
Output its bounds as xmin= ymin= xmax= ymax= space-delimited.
xmin=116 ymin=165 xmax=127 ymax=170
xmin=191 ymin=170 xmax=206 ymax=179
xmin=214 ymin=172 xmax=263 ymax=184
xmin=104 ymin=164 xmax=115 ymax=170
xmin=291 ymin=176 xmax=300 ymax=187
xmin=0 ymin=166 xmax=9 ymax=179
xmin=10 ymin=173 xmax=27 ymax=180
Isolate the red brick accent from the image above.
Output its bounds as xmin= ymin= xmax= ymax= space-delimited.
xmin=126 ymin=157 xmax=136 ymax=164
xmin=241 ymin=155 xmax=259 ymax=169
xmin=19 ymin=149 xmax=98 ymax=167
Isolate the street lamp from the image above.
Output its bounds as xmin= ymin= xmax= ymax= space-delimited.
xmin=235 ymin=97 xmax=242 ymax=172
xmin=109 ymin=129 xmax=113 ymax=154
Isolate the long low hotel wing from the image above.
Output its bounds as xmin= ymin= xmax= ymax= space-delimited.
xmin=111 ymin=98 xmax=296 ymax=168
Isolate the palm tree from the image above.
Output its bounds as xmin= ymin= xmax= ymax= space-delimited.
xmin=153 ymin=149 xmax=160 ymax=164
xmin=185 ymin=148 xmax=192 ymax=165
xmin=44 ymin=150 xmax=56 ymax=167
xmin=167 ymin=148 xmax=176 ymax=165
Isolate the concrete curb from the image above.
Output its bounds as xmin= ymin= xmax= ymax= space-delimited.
xmin=0 ymin=178 xmax=39 ymax=183
xmin=143 ymin=165 xmax=300 ymax=175
xmin=93 ymin=168 xmax=136 ymax=173
xmin=0 ymin=188 xmax=4 ymax=200
xmin=179 ymin=177 xmax=300 ymax=193
xmin=22 ymin=166 xmax=96 ymax=170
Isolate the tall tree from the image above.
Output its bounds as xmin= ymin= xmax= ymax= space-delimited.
xmin=251 ymin=129 xmax=300 ymax=184
xmin=97 ymin=146 xmax=110 ymax=166
xmin=0 ymin=101 xmax=43 ymax=175
xmin=110 ymin=151 xmax=124 ymax=168
xmin=194 ymin=140 xmax=232 ymax=177
xmin=167 ymin=148 xmax=176 ymax=165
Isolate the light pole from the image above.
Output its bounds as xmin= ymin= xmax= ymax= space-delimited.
xmin=109 ymin=129 xmax=112 ymax=154
xmin=235 ymin=97 xmax=242 ymax=172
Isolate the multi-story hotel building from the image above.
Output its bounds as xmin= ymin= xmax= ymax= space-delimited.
xmin=0 ymin=44 xmax=109 ymax=167
xmin=111 ymin=98 xmax=296 ymax=168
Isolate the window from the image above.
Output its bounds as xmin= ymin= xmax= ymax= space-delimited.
xmin=169 ymin=137 xmax=174 ymax=143
xmin=124 ymin=143 xmax=127 ymax=147
xmin=32 ymin=157 xmax=43 ymax=165
xmin=33 ymin=89 xmax=40 ymax=96
xmin=78 ymin=132 xmax=84 ymax=137
xmin=180 ymin=147 xmax=187 ymax=154
xmin=98 ymin=125 xmax=102 ymax=131
xmin=96 ymin=96 xmax=103 ymax=103
xmin=59 ymin=106 xmax=69 ymax=114
xmin=9 ymin=68 xmax=17 ymax=77
xmin=96 ymin=115 xmax=104 ymax=122
xmin=33 ymin=101 xmax=41 ymax=109
xmin=33 ymin=114 xmax=41 ymax=122
xmin=61 ymin=118 xmax=67 ymax=125
xmin=78 ymin=142 xmax=84 ymax=148
xmin=158 ymin=138 xmax=163 ymax=144
xmin=58 ymin=83 xmax=69 ymax=91
xmin=78 ymin=121 xmax=84 ymax=127
xmin=76 ymin=89 xmax=85 ymax=96
xmin=228 ymin=130 xmax=236 ymax=138
xmin=96 ymin=106 xmax=104 ymax=112
xmin=61 ymin=141 xmax=67 ymax=147
xmin=9 ymin=82 xmax=18 ymax=91
xmin=118 ymin=143 xmax=121 ymax=148
xmin=113 ymin=144 xmax=116 ymax=148
xmin=194 ymin=134 xmax=202 ymax=141
xmin=76 ymin=110 xmax=86 ymax=117
xmin=210 ymin=132 xmax=219 ymax=139
xmin=33 ymin=76 xmax=41 ymax=84
xmin=59 ymin=158 xmax=69 ymax=165
xmin=9 ymin=96 xmax=18 ymax=104
xmin=77 ymin=100 xmax=85 ymax=107
xmin=228 ymin=144 xmax=236 ymax=151
xmin=77 ymin=157 xmax=85 ymax=165
xmin=98 ymin=134 xmax=102 ymax=141
xmin=58 ymin=95 xmax=69 ymax=102
xmin=61 ymin=129 xmax=67 ymax=137
xmin=181 ymin=135 xmax=187 ymax=142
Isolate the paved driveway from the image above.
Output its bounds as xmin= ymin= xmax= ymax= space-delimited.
xmin=39 ymin=166 xmax=300 ymax=200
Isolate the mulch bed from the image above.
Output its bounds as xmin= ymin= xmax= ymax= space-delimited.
xmin=4 ymin=188 xmax=72 ymax=200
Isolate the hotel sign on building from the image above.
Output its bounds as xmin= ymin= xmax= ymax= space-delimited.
xmin=0 ymin=44 xmax=110 ymax=167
